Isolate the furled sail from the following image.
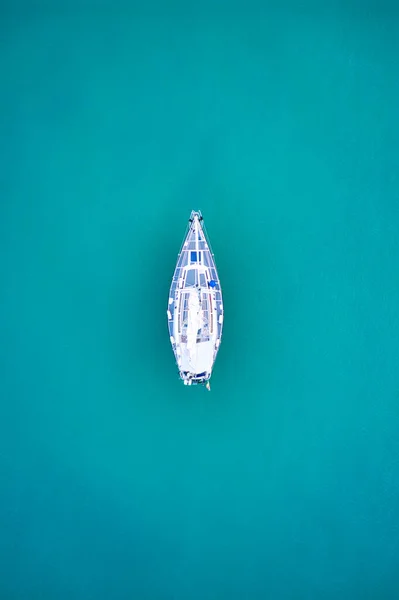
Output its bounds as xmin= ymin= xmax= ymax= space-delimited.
xmin=186 ymin=290 xmax=203 ymax=366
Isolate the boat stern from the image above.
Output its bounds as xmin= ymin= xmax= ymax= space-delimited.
xmin=180 ymin=370 xmax=211 ymax=386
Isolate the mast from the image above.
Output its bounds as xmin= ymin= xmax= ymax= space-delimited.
xmin=195 ymin=215 xmax=199 ymax=286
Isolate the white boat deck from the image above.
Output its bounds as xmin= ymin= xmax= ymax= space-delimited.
xmin=167 ymin=211 xmax=223 ymax=386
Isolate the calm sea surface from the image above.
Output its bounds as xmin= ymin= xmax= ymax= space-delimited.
xmin=1 ymin=3 xmax=399 ymax=599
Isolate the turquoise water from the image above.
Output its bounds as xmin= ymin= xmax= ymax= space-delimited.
xmin=1 ymin=5 xmax=399 ymax=599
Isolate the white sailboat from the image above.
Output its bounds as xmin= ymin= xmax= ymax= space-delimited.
xmin=167 ymin=211 xmax=224 ymax=388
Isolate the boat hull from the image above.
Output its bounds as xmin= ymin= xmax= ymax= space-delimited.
xmin=167 ymin=211 xmax=224 ymax=386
